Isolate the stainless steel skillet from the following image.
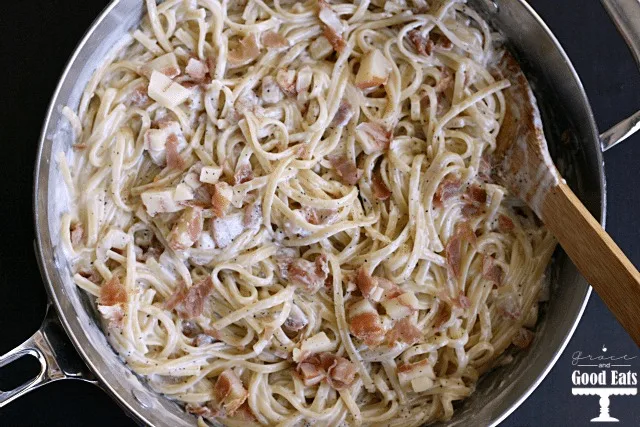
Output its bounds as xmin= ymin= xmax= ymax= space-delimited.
xmin=2 ymin=0 xmax=639 ymax=425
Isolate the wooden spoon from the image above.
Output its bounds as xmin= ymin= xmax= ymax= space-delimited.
xmin=494 ymin=53 xmax=640 ymax=346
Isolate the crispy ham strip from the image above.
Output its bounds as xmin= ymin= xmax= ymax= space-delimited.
xmin=372 ymin=169 xmax=391 ymax=200
xmin=97 ymin=276 xmax=127 ymax=328
xmin=210 ymin=182 xmax=233 ymax=217
xmin=284 ymin=304 xmax=309 ymax=331
xmin=296 ymin=352 xmax=357 ymax=390
xmin=211 ymin=212 xmax=244 ymax=248
xmin=288 ymin=253 xmax=329 ymax=294
xmin=381 ymin=291 xmax=419 ymax=320
xmin=98 ymin=276 xmax=127 ymax=306
xmin=497 ymin=294 xmax=521 ymax=320
xmin=408 ymin=30 xmax=434 ymax=56
xmin=318 ymin=0 xmax=345 ymax=53
xmin=348 ymin=299 xmax=385 ymax=347
xmin=498 ymin=214 xmax=515 ymax=232
xmin=165 ymin=277 xmax=214 ymax=319
xmin=512 ymin=328 xmax=534 ymax=349
xmin=433 ymin=175 xmax=461 ymax=207
xmin=354 ymin=268 xmax=377 ymax=299
xmin=482 ymin=255 xmax=504 ymax=286
xmin=168 ymin=207 xmax=203 ymax=251
xmin=461 ymin=184 xmax=487 ymax=218
xmin=262 ymin=31 xmax=288 ymax=49
xmin=228 ymin=33 xmax=260 ymax=66
xmin=70 ymin=222 xmax=84 ymax=246
xmin=213 ymin=369 xmax=248 ymax=415
xmin=386 ymin=318 xmax=422 ymax=345
xmin=465 ymin=184 xmax=487 ymax=204
xmin=331 ymin=100 xmax=354 ymax=127
xmin=234 ymin=162 xmax=254 ymax=185
xmin=355 ymin=122 xmax=392 ymax=154
xmin=243 ymin=202 xmax=262 ymax=228
xmin=445 ymin=222 xmax=476 ymax=278
xmin=328 ymin=155 xmax=362 ymax=185
xmin=433 ymin=303 xmax=451 ymax=329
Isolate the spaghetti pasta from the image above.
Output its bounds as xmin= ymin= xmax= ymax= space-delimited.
xmin=60 ymin=0 xmax=556 ymax=425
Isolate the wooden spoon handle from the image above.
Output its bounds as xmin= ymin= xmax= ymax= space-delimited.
xmin=542 ymin=181 xmax=640 ymax=345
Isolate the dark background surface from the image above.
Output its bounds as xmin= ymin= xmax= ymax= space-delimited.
xmin=0 ymin=1 xmax=638 ymax=426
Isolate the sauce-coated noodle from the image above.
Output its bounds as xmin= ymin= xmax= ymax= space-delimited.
xmin=60 ymin=1 xmax=555 ymax=425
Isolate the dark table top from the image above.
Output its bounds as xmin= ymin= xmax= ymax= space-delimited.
xmin=0 ymin=1 xmax=638 ymax=426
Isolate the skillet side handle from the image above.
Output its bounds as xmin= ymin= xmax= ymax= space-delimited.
xmin=600 ymin=0 xmax=640 ymax=151
xmin=0 ymin=305 xmax=97 ymax=407
xmin=600 ymin=110 xmax=640 ymax=151
xmin=601 ymin=0 xmax=640 ymax=66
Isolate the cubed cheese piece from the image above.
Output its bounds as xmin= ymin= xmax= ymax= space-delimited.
xmin=301 ymin=331 xmax=333 ymax=353
xmin=296 ymin=66 xmax=313 ymax=94
xmin=145 ymin=128 xmax=168 ymax=151
xmin=184 ymin=170 xmax=201 ymax=189
xmin=284 ymin=304 xmax=309 ymax=331
xmin=185 ymin=57 xmax=208 ymax=81
xmin=379 ymin=314 xmax=395 ymax=331
xmin=355 ymin=122 xmax=391 ymax=154
xmin=141 ymin=52 xmax=180 ymax=78
xmin=370 ymin=286 xmax=385 ymax=302
xmin=185 ymin=87 xmax=204 ymax=111
xmin=161 ymin=121 xmax=183 ymax=134
xmin=397 ymin=360 xmax=435 ymax=390
xmin=196 ymin=231 xmax=216 ymax=250
xmin=411 ymin=375 xmax=435 ymax=392
xmin=211 ymin=212 xmax=244 ymax=248
xmin=98 ymin=304 xmax=125 ymax=328
xmin=148 ymin=70 xmax=191 ymax=108
xmin=235 ymin=89 xmax=261 ymax=116
xmin=252 ymin=338 xmax=270 ymax=355
xmin=349 ymin=298 xmax=378 ymax=318
xmin=261 ymin=76 xmax=283 ymax=104
xmin=141 ymin=189 xmax=183 ymax=216
xmin=355 ymin=49 xmax=392 ymax=89
xmin=381 ymin=292 xmax=419 ymax=320
xmin=318 ymin=4 xmax=345 ymax=35
xmin=181 ymin=163 xmax=203 ymax=189
xmin=243 ymin=202 xmax=262 ymax=230
xmin=144 ymin=121 xmax=186 ymax=165
xmin=96 ymin=228 xmax=131 ymax=261
xmin=199 ymin=165 xmax=223 ymax=184
xmin=293 ymin=332 xmax=333 ymax=362
xmin=310 ymin=36 xmax=334 ymax=60
xmin=276 ymin=69 xmax=296 ymax=96
xmin=173 ymin=183 xmax=194 ymax=202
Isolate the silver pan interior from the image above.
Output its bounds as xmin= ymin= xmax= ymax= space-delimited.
xmin=33 ymin=0 xmax=604 ymax=425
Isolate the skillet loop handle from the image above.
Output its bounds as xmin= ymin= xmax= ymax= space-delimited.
xmin=0 ymin=305 xmax=96 ymax=408
xmin=0 ymin=331 xmax=59 ymax=407
xmin=600 ymin=0 xmax=640 ymax=151
xmin=600 ymin=110 xmax=640 ymax=151
xmin=600 ymin=0 xmax=640 ymax=67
